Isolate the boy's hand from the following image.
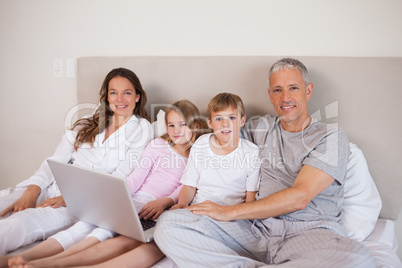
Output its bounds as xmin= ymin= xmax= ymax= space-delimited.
xmin=139 ymin=198 xmax=173 ymax=220
xmin=36 ymin=196 xmax=66 ymax=208
xmin=170 ymin=203 xmax=188 ymax=210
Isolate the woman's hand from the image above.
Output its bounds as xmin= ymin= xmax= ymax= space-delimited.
xmin=36 ymin=195 xmax=66 ymax=209
xmin=0 ymin=196 xmax=37 ymax=216
xmin=138 ymin=197 xmax=173 ymax=220
xmin=0 ymin=185 xmax=41 ymax=216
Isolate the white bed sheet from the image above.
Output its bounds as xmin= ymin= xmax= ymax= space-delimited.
xmin=5 ymin=221 xmax=402 ymax=267
xmin=151 ymin=218 xmax=401 ymax=268
xmin=2 ymin=184 xmax=400 ymax=268
xmin=362 ymin=219 xmax=402 ymax=268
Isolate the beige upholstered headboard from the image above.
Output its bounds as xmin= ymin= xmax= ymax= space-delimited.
xmin=77 ymin=56 xmax=402 ymax=220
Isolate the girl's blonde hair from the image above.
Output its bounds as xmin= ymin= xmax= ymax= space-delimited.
xmin=161 ymin=100 xmax=208 ymax=148
xmin=71 ymin=68 xmax=149 ymax=150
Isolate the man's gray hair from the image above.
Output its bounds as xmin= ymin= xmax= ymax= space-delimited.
xmin=269 ymin=58 xmax=311 ymax=87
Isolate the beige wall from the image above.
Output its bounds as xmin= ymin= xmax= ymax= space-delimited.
xmin=1 ymin=0 xmax=402 ymax=259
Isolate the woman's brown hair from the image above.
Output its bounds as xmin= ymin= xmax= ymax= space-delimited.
xmin=71 ymin=68 xmax=149 ymax=150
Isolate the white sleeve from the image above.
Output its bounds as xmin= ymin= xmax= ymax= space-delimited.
xmin=112 ymin=119 xmax=153 ymax=178
xmin=180 ymin=146 xmax=202 ymax=187
xmin=16 ymin=131 xmax=76 ymax=191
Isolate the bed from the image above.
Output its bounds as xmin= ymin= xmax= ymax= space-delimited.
xmin=5 ymin=56 xmax=402 ymax=267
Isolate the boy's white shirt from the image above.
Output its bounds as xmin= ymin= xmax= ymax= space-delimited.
xmin=180 ymin=133 xmax=260 ymax=206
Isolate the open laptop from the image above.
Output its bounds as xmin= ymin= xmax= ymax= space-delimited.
xmin=47 ymin=159 xmax=156 ymax=242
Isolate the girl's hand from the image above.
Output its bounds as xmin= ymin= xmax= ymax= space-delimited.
xmin=0 ymin=185 xmax=41 ymax=216
xmin=170 ymin=203 xmax=188 ymax=210
xmin=139 ymin=198 xmax=173 ymax=220
xmin=36 ymin=196 xmax=66 ymax=208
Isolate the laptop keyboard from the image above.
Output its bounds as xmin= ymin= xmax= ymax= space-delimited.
xmin=140 ymin=219 xmax=157 ymax=231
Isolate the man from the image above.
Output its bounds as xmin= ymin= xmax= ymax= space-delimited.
xmin=154 ymin=58 xmax=375 ymax=267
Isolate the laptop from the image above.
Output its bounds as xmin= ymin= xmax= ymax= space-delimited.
xmin=47 ymin=159 xmax=156 ymax=242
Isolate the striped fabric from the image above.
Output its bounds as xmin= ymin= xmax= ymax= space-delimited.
xmin=155 ymin=209 xmax=377 ymax=268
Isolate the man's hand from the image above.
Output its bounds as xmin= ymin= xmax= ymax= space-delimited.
xmin=139 ymin=198 xmax=173 ymax=220
xmin=0 ymin=185 xmax=41 ymax=216
xmin=37 ymin=196 xmax=66 ymax=208
xmin=187 ymin=200 xmax=233 ymax=221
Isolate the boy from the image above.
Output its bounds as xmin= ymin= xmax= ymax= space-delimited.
xmin=172 ymin=92 xmax=260 ymax=209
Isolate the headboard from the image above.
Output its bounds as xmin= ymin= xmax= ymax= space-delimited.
xmin=76 ymin=56 xmax=402 ymax=220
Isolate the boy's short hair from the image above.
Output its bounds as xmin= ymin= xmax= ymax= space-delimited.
xmin=206 ymin=92 xmax=245 ymax=119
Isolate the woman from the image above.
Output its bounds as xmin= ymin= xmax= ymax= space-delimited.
xmin=0 ymin=67 xmax=152 ymax=259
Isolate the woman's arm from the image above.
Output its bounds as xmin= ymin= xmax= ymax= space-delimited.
xmin=4 ymin=131 xmax=79 ymax=213
xmin=16 ymin=131 xmax=76 ymax=191
xmin=0 ymin=185 xmax=41 ymax=216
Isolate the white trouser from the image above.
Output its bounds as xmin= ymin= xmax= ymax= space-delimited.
xmin=0 ymin=186 xmax=76 ymax=255
xmin=51 ymin=191 xmax=156 ymax=250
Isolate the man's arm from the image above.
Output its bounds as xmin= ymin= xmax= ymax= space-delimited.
xmin=188 ymin=165 xmax=335 ymax=221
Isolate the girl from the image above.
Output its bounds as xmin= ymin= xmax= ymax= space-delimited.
xmin=8 ymin=100 xmax=207 ymax=268
xmin=0 ymin=67 xmax=152 ymax=265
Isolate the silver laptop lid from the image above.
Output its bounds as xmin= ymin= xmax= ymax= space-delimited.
xmin=47 ymin=159 xmax=154 ymax=242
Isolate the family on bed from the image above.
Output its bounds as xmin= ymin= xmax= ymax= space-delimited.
xmin=0 ymin=58 xmax=377 ymax=268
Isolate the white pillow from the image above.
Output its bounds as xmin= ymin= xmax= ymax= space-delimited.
xmin=151 ymin=110 xmax=167 ymax=139
xmin=342 ymin=143 xmax=382 ymax=241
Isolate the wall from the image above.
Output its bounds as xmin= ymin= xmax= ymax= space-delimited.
xmin=1 ymin=0 xmax=401 ymax=260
